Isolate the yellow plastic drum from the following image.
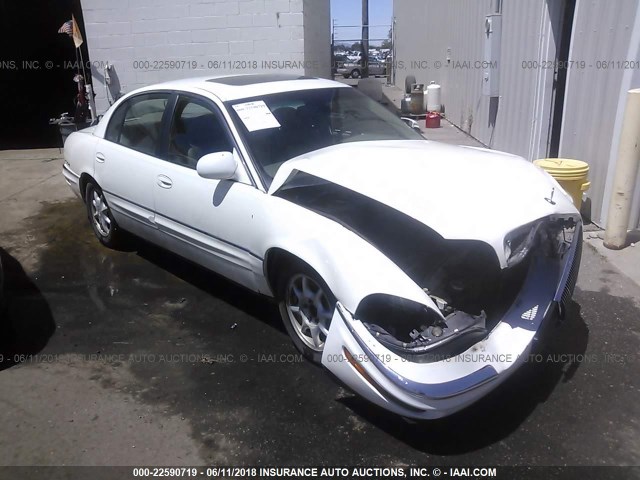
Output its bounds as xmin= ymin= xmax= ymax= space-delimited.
xmin=533 ymin=158 xmax=591 ymax=208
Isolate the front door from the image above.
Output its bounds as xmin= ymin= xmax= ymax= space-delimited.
xmin=152 ymin=93 xmax=264 ymax=290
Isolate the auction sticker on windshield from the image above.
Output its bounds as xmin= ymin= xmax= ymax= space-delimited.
xmin=232 ymin=100 xmax=281 ymax=132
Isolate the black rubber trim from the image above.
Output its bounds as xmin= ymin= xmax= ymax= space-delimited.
xmin=102 ymin=188 xmax=263 ymax=262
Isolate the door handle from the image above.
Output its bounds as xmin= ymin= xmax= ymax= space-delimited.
xmin=157 ymin=175 xmax=173 ymax=189
xmin=96 ymin=152 xmax=106 ymax=163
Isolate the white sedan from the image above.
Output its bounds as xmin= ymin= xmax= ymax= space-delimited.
xmin=63 ymin=74 xmax=582 ymax=419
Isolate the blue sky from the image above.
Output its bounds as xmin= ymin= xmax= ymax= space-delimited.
xmin=330 ymin=0 xmax=393 ymax=45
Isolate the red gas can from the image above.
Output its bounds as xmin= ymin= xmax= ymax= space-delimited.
xmin=425 ymin=112 xmax=441 ymax=128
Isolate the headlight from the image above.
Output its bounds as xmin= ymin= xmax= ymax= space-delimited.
xmin=355 ymin=294 xmax=487 ymax=362
xmin=356 ymin=294 xmax=442 ymax=343
xmin=504 ymin=217 xmax=578 ymax=267
xmin=504 ymin=221 xmax=544 ymax=268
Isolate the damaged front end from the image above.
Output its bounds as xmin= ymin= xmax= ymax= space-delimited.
xmin=321 ymin=217 xmax=582 ymax=418
xmin=275 ymin=170 xmax=583 ymax=417
xmin=357 ymin=215 xmax=582 ymax=363
xmin=275 ymin=171 xmax=581 ymax=362
xmin=318 ymin=217 xmax=582 ymax=418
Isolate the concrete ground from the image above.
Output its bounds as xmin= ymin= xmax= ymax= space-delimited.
xmin=380 ymin=82 xmax=486 ymax=147
xmin=585 ymin=229 xmax=640 ymax=291
xmin=0 ymin=148 xmax=639 ymax=473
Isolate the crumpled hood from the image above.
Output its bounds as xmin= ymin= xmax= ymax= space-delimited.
xmin=269 ymin=140 xmax=578 ymax=266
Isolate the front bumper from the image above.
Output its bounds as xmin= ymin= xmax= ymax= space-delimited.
xmin=321 ymin=223 xmax=583 ymax=419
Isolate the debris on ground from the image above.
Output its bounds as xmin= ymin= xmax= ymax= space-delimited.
xmin=200 ymin=355 xmax=217 ymax=365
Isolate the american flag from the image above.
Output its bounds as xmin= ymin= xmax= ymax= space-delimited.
xmin=58 ymin=20 xmax=73 ymax=35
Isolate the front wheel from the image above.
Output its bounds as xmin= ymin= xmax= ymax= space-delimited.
xmin=85 ymin=182 xmax=122 ymax=248
xmin=278 ymin=265 xmax=336 ymax=364
xmin=351 ymin=69 xmax=361 ymax=79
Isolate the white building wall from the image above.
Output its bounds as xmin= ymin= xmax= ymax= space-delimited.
xmin=303 ymin=0 xmax=331 ymax=78
xmin=394 ymin=0 xmax=640 ymax=229
xmin=559 ymin=0 xmax=640 ymax=228
xmin=82 ymin=0 xmax=330 ymax=113
xmin=393 ymin=0 xmax=563 ymax=160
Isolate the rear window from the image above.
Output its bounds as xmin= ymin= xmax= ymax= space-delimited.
xmin=105 ymin=93 xmax=170 ymax=157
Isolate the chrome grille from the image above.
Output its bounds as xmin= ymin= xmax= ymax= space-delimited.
xmin=560 ymin=230 xmax=583 ymax=311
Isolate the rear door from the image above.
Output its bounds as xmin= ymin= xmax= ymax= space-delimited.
xmin=94 ymin=92 xmax=171 ymax=238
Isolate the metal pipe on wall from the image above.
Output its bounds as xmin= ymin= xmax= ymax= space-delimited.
xmin=604 ymin=88 xmax=640 ymax=249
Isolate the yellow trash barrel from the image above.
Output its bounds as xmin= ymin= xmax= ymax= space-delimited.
xmin=533 ymin=158 xmax=591 ymax=209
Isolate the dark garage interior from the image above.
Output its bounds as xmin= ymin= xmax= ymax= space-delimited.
xmin=0 ymin=0 xmax=90 ymax=149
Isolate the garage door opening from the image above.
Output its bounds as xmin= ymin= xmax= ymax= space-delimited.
xmin=0 ymin=0 xmax=91 ymax=149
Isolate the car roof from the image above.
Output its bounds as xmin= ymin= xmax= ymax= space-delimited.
xmin=135 ymin=74 xmax=350 ymax=102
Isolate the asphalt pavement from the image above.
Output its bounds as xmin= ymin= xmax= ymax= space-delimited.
xmin=0 ymin=151 xmax=639 ymax=472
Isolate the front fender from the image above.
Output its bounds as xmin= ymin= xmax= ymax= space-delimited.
xmin=261 ymin=197 xmax=437 ymax=314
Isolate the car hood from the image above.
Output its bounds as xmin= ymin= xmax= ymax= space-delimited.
xmin=269 ymin=140 xmax=578 ymax=266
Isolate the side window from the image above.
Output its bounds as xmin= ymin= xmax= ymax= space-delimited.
xmin=167 ymin=96 xmax=233 ymax=169
xmin=105 ymin=93 xmax=170 ymax=157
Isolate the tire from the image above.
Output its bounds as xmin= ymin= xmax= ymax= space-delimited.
xmin=85 ymin=182 xmax=122 ymax=248
xmin=405 ymin=74 xmax=416 ymax=94
xmin=277 ymin=261 xmax=337 ymax=364
xmin=351 ymin=69 xmax=361 ymax=79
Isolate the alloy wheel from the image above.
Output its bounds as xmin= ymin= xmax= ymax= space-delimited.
xmin=90 ymin=189 xmax=111 ymax=237
xmin=285 ymin=273 xmax=333 ymax=352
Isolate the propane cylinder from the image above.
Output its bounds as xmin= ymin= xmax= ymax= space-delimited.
xmin=426 ymin=81 xmax=442 ymax=113
xmin=410 ymin=83 xmax=425 ymax=115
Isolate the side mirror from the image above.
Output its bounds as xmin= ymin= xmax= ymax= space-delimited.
xmin=196 ymin=151 xmax=237 ymax=180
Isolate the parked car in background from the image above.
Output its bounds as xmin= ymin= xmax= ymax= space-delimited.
xmin=337 ymin=56 xmax=386 ymax=78
xmin=346 ymin=51 xmax=362 ymax=61
xmin=332 ymin=54 xmax=348 ymax=75
xmin=62 ymin=74 xmax=582 ymax=419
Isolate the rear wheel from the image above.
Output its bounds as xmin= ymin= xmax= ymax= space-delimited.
xmin=278 ymin=263 xmax=336 ymax=364
xmin=351 ymin=69 xmax=361 ymax=79
xmin=85 ymin=182 xmax=122 ymax=248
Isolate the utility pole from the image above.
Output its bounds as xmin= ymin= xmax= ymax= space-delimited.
xmin=361 ymin=0 xmax=369 ymax=78
xmin=331 ymin=19 xmax=335 ymax=79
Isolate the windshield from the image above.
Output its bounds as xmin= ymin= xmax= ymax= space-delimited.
xmin=225 ymin=87 xmax=424 ymax=186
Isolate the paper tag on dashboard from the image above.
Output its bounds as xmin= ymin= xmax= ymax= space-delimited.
xmin=232 ymin=101 xmax=281 ymax=132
